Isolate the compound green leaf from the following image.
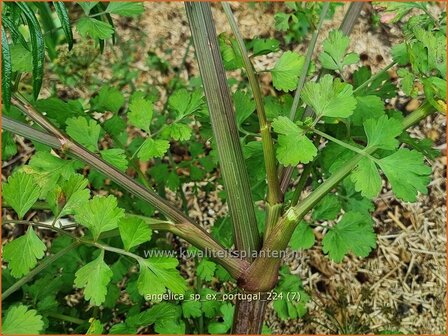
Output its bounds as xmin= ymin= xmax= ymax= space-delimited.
xmin=118 ymin=217 xmax=151 ymax=251
xmin=3 ymin=171 xmax=41 ymax=219
xmin=75 ymin=195 xmax=125 ymax=240
xmin=35 ymin=97 xmax=83 ymax=127
xmin=168 ymin=89 xmax=205 ymax=118
xmin=25 ymin=151 xmax=82 ymax=196
xmin=2 ymin=305 xmax=44 ymax=334
xmin=322 ymin=212 xmax=376 ymax=262
xmin=74 ymin=250 xmax=112 ymax=306
xmin=301 ymin=74 xmax=357 ymax=119
xmin=66 ymin=117 xmax=101 ymax=152
xmin=86 ymin=319 xmax=104 ymax=334
xmin=218 ymin=33 xmax=243 ymax=71
xmin=378 ymin=149 xmax=431 ymax=202
xmin=274 ymin=13 xmax=292 ymax=31
xmin=199 ymin=288 xmax=221 ymax=318
xmin=3 ymin=226 xmax=46 ymax=278
xmin=182 ymin=299 xmax=202 ymax=319
xmin=351 ymin=95 xmax=385 ymax=126
xmin=161 ymin=123 xmax=192 ymax=141
xmin=252 ymin=38 xmax=280 ymax=56
xmin=273 ymin=266 xmax=309 ymax=320
xmin=271 ymin=51 xmax=305 ymax=92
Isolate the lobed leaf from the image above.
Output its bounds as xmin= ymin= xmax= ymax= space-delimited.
xmin=3 ymin=171 xmax=41 ymax=219
xmin=271 ymin=51 xmax=305 ymax=92
xmin=66 ymin=117 xmax=101 ymax=152
xmin=75 ymin=195 xmax=125 ymax=240
xmin=3 ymin=226 xmax=47 ymax=278
xmin=301 ymin=74 xmax=357 ymax=119
xmin=378 ymin=149 xmax=432 ymax=202
xmin=74 ymin=250 xmax=113 ymax=306
xmin=272 ymin=116 xmax=317 ymax=165
xmin=2 ymin=305 xmax=44 ymax=334
xmin=137 ymin=138 xmax=170 ymax=161
xmin=322 ymin=212 xmax=376 ymax=262
xmin=118 ymin=217 xmax=152 ymax=251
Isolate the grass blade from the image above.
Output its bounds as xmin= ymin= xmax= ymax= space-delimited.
xmin=16 ymin=2 xmax=45 ymax=100
xmin=2 ymin=16 xmax=29 ymax=51
xmin=53 ymin=2 xmax=74 ymax=50
xmin=1 ymin=27 xmax=12 ymax=111
xmin=34 ymin=2 xmax=57 ymax=60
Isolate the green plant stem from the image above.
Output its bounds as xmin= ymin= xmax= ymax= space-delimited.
xmin=311 ymin=127 xmax=379 ymax=163
xmin=2 ymin=240 xmax=81 ymax=300
xmin=353 ymin=61 xmax=396 ymax=94
xmin=3 ymin=112 xmax=249 ymax=278
xmin=222 ymin=2 xmax=281 ymax=206
xmin=46 ymin=312 xmax=85 ymax=325
xmin=288 ymin=2 xmax=329 ymax=121
xmin=2 ymin=220 xmax=137 ymax=260
xmin=185 ymin=2 xmax=260 ymax=258
xmin=290 ymin=164 xmax=312 ymax=206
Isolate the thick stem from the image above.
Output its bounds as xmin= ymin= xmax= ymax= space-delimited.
xmin=185 ymin=2 xmax=260 ymax=258
xmin=231 ymin=296 xmax=268 ymax=334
